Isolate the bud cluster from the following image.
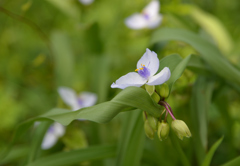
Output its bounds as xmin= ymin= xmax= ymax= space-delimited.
xmin=143 ymin=83 xmax=191 ymax=141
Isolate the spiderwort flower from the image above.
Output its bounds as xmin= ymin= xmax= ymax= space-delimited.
xmin=41 ymin=122 xmax=65 ymax=150
xmin=125 ymin=0 xmax=162 ymax=29
xmin=111 ymin=48 xmax=171 ymax=89
xmin=58 ymin=87 xmax=97 ymax=111
xmin=79 ymin=0 xmax=94 ymax=5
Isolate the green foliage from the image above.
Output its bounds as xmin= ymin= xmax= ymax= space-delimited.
xmin=1 ymin=0 xmax=240 ymax=165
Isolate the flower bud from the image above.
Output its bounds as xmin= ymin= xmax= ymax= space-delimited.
xmin=145 ymin=84 xmax=155 ymax=96
xmin=151 ymin=92 xmax=160 ymax=103
xmin=171 ymin=119 xmax=191 ymax=140
xmin=144 ymin=120 xmax=155 ymax=139
xmin=148 ymin=115 xmax=158 ymax=131
xmin=157 ymin=121 xmax=170 ymax=141
xmin=142 ymin=111 xmax=147 ymax=121
xmin=159 ymin=83 xmax=169 ymax=98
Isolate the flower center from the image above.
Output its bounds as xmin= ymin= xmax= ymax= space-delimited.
xmin=135 ymin=64 xmax=150 ymax=79
xmin=143 ymin=13 xmax=150 ymax=20
xmin=77 ymin=98 xmax=83 ymax=106
xmin=48 ymin=125 xmax=54 ymax=134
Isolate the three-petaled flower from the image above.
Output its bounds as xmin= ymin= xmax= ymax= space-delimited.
xmin=58 ymin=87 xmax=97 ymax=111
xmin=125 ymin=0 xmax=162 ymax=29
xmin=111 ymin=48 xmax=171 ymax=89
xmin=41 ymin=87 xmax=97 ymax=149
xmin=41 ymin=122 xmax=65 ymax=150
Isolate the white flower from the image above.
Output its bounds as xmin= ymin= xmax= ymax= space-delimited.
xmin=79 ymin=0 xmax=94 ymax=5
xmin=125 ymin=0 xmax=162 ymax=29
xmin=41 ymin=122 xmax=65 ymax=150
xmin=111 ymin=48 xmax=171 ymax=89
xmin=58 ymin=87 xmax=97 ymax=111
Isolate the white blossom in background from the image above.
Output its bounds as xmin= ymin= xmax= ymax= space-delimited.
xmin=111 ymin=48 xmax=171 ymax=89
xmin=58 ymin=87 xmax=97 ymax=111
xmin=41 ymin=87 xmax=97 ymax=149
xmin=79 ymin=0 xmax=94 ymax=5
xmin=125 ymin=0 xmax=162 ymax=29
xmin=41 ymin=122 xmax=65 ymax=150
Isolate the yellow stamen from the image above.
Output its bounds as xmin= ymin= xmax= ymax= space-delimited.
xmin=140 ymin=68 xmax=144 ymax=70
xmin=142 ymin=64 xmax=145 ymax=67
xmin=135 ymin=69 xmax=139 ymax=71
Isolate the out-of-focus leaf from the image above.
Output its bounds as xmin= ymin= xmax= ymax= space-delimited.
xmin=190 ymin=77 xmax=215 ymax=165
xmin=26 ymin=144 xmax=116 ymax=166
xmin=0 ymin=146 xmax=29 ymax=165
xmin=166 ymin=55 xmax=191 ymax=92
xmin=51 ymin=31 xmax=74 ymax=86
xmin=201 ymin=136 xmax=224 ymax=166
xmin=170 ymin=134 xmax=191 ymax=166
xmin=158 ymin=54 xmax=182 ymax=73
xmin=116 ymin=111 xmax=145 ymax=166
xmin=28 ymin=121 xmax=51 ymax=163
xmin=189 ymin=6 xmax=233 ymax=55
xmin=159 ymin=54 xmax=191 ymax=92
xmin=151 ymin=28 xmax=240 ymax=86
xmin=45 ymin=0 xmax=80 ymax=19
xmin=222 ymin=156 xmax=240 ymax=166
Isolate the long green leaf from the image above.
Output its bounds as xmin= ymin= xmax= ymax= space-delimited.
xmin=222 ymin=156 xmax=240 ymax=166
xmin=116 ymin=110 xmax=145 ymax=166
xmin=26 ymin=144 xmax=116 ymax=166
xmin=190 ymin=77 xmax=215 ymax=165
xmin=28 ymin=121 xmax=52 ymax=163
xmin=40 ymin=87 xmax=162 ymax=125
xmin=159 ymin=54 xmax=192 ymax=92
xmin=167 ymin=55 xmax=191 ymax=92
xmin=201 ymin=136 xmax=224 ymax=166
xmin=151 ymin=28 xmax=240 ymax=86
xmin=189 ymin=6 xmax=233 ymax=55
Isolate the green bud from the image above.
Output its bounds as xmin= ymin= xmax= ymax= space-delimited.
xmin=148 ymin=115 xmax=158 ymax=131
xmin=155 ymin=85 xmax=161 ymax=95
xmin=142 ymin=111 xmax=147 ymax=121
xmin=157 ymin=121 xmax=170 ymax=141
xmin=145 ymin=84 xmax=155 ymax=96
xmin=159 ymin=83 xmax=169 ymax=98
xmin=171 ymin=119 xmax=191 ymax=140
xmin=144 ymin=120 xmax=155 ymax=139
xmin=151 ymin=92 xmax=160 ymax=103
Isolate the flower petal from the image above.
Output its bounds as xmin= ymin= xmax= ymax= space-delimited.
xmin=143 ymin=0 xmax=160 ymax=17
xmin=125 ymin=13 xmax=148 ymax=29
xmin=79 ymin=92 xmax=97 ymax=108
xmin=41 ymin=132 xmax=57 ymax=150
xmin=137 ymin=48 xmax=159 ymax=76
xmin=79 ymin=0 xmax=94 ymax=5
xmin=58 ymin=87 xmax=79 ymax=111
xmin=147 ymin=67 xmax=171 ymax=85
xmin=111 ymin=72 xmax=147 ymax=89
xmin=53 ymin=122 xmax=65 ymax=137
xmin=147 ymin=14 xmax=162 ymax=29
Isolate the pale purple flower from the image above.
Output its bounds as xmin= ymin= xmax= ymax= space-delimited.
xmin=41 ymin=122 xmax=65 ymax=150
xmin=79 ymin=0 xmax=94 ymax=5
xmin=125 ymin=0 xmax=162 ymax=29
xmin=58 ymin=87 xmax=97 ymax=111
xmin=111 ymin=48 xmax=171 ymax=89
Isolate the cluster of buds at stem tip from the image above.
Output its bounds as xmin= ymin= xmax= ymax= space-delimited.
xmin=143 ymin=83 xmax=191 ymax=141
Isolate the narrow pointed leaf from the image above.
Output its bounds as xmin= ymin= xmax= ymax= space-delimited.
xmin=116 ymin=111 xmax=145 ymax=166
xmin=201 ymin=136 xmax=224 ymax=166
xmin=26 ymin=144 xmax=116 ymax=166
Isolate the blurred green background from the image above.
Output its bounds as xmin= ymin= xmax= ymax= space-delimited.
xmin=1 ymin=0 xmax=240 ymax=165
